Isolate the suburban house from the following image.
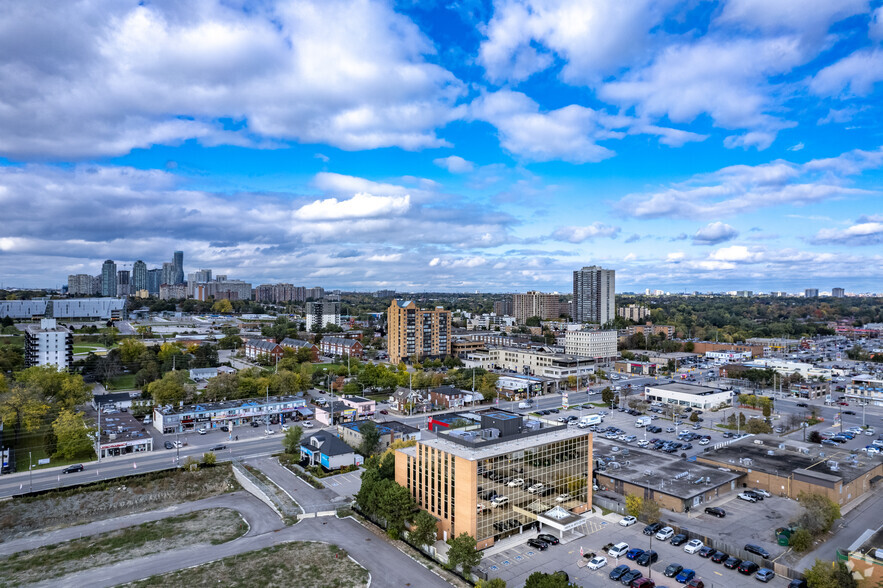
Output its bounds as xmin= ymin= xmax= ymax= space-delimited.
xmin=244 ymin=339 xmax=284 ymax=362
xmin=300 ymin=430 xmax=364 ymax=471
xmin=280 ymin=338 xmax=319 ymax=362
xmin=337 ymin=419 xmax=421 ymax=452
xmin=189 ymin=366 xmax=236 ymax=381
xmin=320 ymin=336 xmax=364 ymax=359
xmin=391 ymin=386 xmax=430 ymax=413
xmin=428 ymin=385 xmax=470 ymax=409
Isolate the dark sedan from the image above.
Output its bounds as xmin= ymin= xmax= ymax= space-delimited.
xmin=636 ymin=550 xmax=658 ymax=566
xmin=738 ymin=561 xmax=760 ymax=575
xmin=620 ymin=569 xmax=642 ymax=585
xmin=537 ymin=534 xmax=559 ymax=545
xmin=698 ymin=546 xmax=715 ymax=558
xmin=526 ymin=538 xmax=548 ymax=550
xmin=664 ymin=563 xmax=684 ymax=577
xmin=670 ymin=533 xmax=689 ymax=546
xmin=609 ymin=564 xmax=630 ymax=581
xmin=724 ymin=556 xmax=742 ymax=569
xmin=711 ymin=551 xmax=729 ymax=563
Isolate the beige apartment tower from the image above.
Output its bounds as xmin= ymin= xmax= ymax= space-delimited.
xmin=387 ymin=300 xmax=452 ymax=364
xmin=512 ymin=291 xmax=560 ymax=324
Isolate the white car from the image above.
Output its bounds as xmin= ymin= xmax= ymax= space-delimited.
xmin=864 ymin=429 xmax=875 ymax=436
xmin=302 ymin=421 xmax=313 ymax=428
xmin=698 ymin=438 xmax=710 ymax=445
xmin=684 ymin=539 xmax=704 ymax=554
xmin=636 ymin=440 xmax=649 ymax=447
xmin=738 ymin=492 xmax=758 ymax=502
xmin=556 ymin=493 xmax=572 ymax=503
xmin=281 ymin=424 xmax=290 ymax=431
xmin=655 ymin=526 xmax=675 ymax=541
xmin=197 ymin=428 xmax=207 ymax=435
xmin=751 ymin=488 xmax=771 ymax=497
xmin=587 ymin=556 xmax=608 ymax=570
xmin=508 ymin=478 xmax=524 ymax=487
xmin=491 ymin=496 xmax=509 ymax=508
xmin=527 ymin=483 xmax=544 ymax=494
xmin=619 ymin=515 xmax=637 ymax=527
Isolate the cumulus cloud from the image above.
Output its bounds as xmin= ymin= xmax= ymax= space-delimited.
xmin=294 ymin=193 xmax=411 ymax=221
xmin=813 ymin=221 xmax=883 ymax=245
xmin=614 ymin=147 xmax=880 ymax=219
xmin=433 ymin=155 xmax=475 ymax=173
xmin=810 ymin=48 xmax=883 ymax=97
xmin=0 ymin=0 xmax=463 ymax=159
xmin=693 ymin=222 xmax=739 ymax=245
xmin=550 ymin=223 xmax=621 ymax=243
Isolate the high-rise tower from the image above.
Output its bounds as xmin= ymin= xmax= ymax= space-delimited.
xmin=572 ymin=265 xmax=615 ymax=325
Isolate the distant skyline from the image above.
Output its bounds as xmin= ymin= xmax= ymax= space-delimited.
xmin=1 ymin=1 xmax=882 ymax=292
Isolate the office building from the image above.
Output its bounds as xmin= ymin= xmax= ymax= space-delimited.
xmin=573 ymin=266 xmax=615 ymax=325
xmin=117 ymin=270 xmax=131 ymax=297
xmin=387 ymin=300 xmax=452 ymax=364
xmin=147 ymin=269 xmax=162 ymax=296
xmin=173 ymin=251 xmax=184 ymax=284
xmin=101 ymin=260 xmax=117 ymax=297
xmin=805 ymin=288 xmax=819 ymax=298
xmin=832 ymin=287 xmax=845 ymax=298
xmin=644 ymin=382 xmax=734 ymax=410
xmin=394 ymin=409 xmax=592 ymax=548
xmin=132 ymin=261 xmax=147 ymax=293
xmin=563 ymin=329 xmax=618 ymax=360
xmin=305 ymin=301 xmax=341 ymax=332
xmin=512 ymin=291 xmax=560 ymax=324
xmin=25 ymin=319 xmax=73 ymax=370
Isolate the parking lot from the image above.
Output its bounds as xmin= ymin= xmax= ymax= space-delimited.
xmin=485 ymin=506 xmax=796 ymax=587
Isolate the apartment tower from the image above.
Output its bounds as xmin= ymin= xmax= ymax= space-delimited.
xmin=387 ymin=300 xmax=452 ymax=364
xmin=573 ymin=265 xmax=615 ymax=325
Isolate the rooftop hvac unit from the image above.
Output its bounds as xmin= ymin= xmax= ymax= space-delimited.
xmin=778 ymin=444 xmax=786 ymax=450
xmin=798 ymin=447 xmax=810 ymax=455
xmin=609 ymin=462 xmax=622 ymax=469
xmin=643 ymin=469 xmax=653 ymax=477
xmin=674 ymin=471 xmax=690 ymax=480
xmin=829 ymin=461 xmax=839 ymax=471
xmin=767 ymin=450 xmax=775 ymax=456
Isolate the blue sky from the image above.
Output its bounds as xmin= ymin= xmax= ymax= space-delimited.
xmin=1 ymin=0 xmax=882 ymax=293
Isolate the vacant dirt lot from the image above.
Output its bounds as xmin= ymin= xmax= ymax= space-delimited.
xmin=0 ymin=465 xmax=238 ymax=542
xmin=0 ymin=508 xmax=246 ymax=586
xmin=127 ymin=541 xmax=369 ymax=588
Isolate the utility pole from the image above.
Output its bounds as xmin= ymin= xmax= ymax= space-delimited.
xmin=28 ymin=451 xmax=32 ymax=492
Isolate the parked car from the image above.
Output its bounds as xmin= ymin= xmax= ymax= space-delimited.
xmin=164 ymin=441 xmax=174 ymax=449
xmin=626 ymin=548 xmax=645 ymax=560
xmin=379 ymin=410 xmax=388 ymax=415
xmin=697 ymin=546 xmax=715 ymax=558
xmin=62 ymin=464 xmax=84 ymax=474
xmin=197 ymin=428 xmax=207 ymax=435
xmin=744 ymin=490 xmax=764 ymax=501
xmin=670 ymin=533 xmax=688 ymax=546
xmin=537 ymin=533 xmax=559 ymax=545
xmin=738 ymin=560 xmax=759 ymax=575
xmin=663 ymin=563 xmax=684 ymax=577
xmin=491 ymin=496 xmax=509 ymax=508
xmin=737 ymin=492 xmax=758 ymax=503
xmin=643 ymin=522 xmax=664 ymax=536
xmin=683 ymin=539 xmax=704 ymax=554
xmin=608 ymin=542 xmax=630 ymax=558
xmin=744 ymin=544 xmax=771 ymax=559
xmin=620 ymin=515 xmax=637 ymax=527
xmin=655 ymin=527 xmax=675 ymax=541
xmin=675 ymin=569 xmax=695 ymax=583
xmin=587 ymin=555 xmax=608 ymax=570
xmin=686 ymin=580 xmax=705 ymax=588
xmin=704 ymin=507 xmax=726 ymax=518
xmin=527 ymin=538 xmax=548 ymax=550
xmin=711 ymin=551 xmax=729 ymax=563
xmin=620 ymin=569 xmax=643 ymax=585
xmin=636 ymin=550 xmax=658 ymax=566
xmin=787 ymin=578 xmax=808 ymax=588
xmin=527 ymin=483 xmax=544 ymax=494
xmin=631 ymin=578 xmax=655 ymax=588
xmin=609 ymin=564 xmax=630 ymax=581
xmin=755 ymin=568 xmax=776 ymax=582
xmin=723 ymin=556 xmax=742 ymax=569
xmin=751 ymin=488 xmax=771 ymax=498
xmin=507 ymin=478 xmax=524 ymax=487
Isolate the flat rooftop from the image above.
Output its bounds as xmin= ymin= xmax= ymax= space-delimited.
xmin=415 ymin=423 xmax=590 ymax=461
xmin=593 ymin=438 xmax=742 ymax=500
xmin=699 ymin=435 xmax=879 ymax=484
xmin=648 ymin=382 xmax=731 ymax=396
xmin=99 ymin=412 xmax=152 ymax=446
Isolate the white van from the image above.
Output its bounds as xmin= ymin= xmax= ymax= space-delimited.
xmin=608 ymin=542 xmax=629 ymax=558
xmin=518 ymin=400 xmax=532 ymax=409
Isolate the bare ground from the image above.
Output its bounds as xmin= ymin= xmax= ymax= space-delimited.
xmin=0 ymin=508 xmax=247 ymax=587
xmin=0 ymin=465 xmax=239 ymax=542
xmin=123 ymin=541 xmax=370 ymax=588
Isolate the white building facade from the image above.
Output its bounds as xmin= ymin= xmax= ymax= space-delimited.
xmin=563 ymin=329 xmax=618 ymax=360
xmin=24 ymin=319 xmax=73 ymax=369
xmin=644 ymin=382 xmax=734 ymax=410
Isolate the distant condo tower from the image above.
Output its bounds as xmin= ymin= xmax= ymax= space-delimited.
xmin=573 ymin=265 xmax=615 ymax=325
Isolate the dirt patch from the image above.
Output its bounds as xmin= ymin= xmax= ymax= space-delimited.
xmin=125 ymin=541 xmax=369 ymax=588
xmin=0 ymin=508 xmax=246 ymax=586
xmin=0 ymin=465 xmax=238 ymax=542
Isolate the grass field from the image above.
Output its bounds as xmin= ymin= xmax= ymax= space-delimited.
xmin=107 ymin=373 xmax=137 ymax=390
xmin=10 ymin=428 xmax=95 ymax=473
xmin=0 ymin=508 xmax=247 ymax=586
xmin=72 ymin=344 xmax=103 ymax=354
xmin=128 ymin=541 xmax=369 ymax=588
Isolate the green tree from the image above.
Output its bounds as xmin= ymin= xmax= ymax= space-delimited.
xmin=212 ymin=298 xmax=234 ymax=314
xmin=202 ymin=451 xmax=217 ymax=466
xmin=446 ymin=532 xmax=482 ymax=575
xmin=640 ymin=498 xmax=661 ymax=523
xmin=808 ymin=431 xmax=822 ymax=443
xmin=475 ymin=580 xmax=507 ymax=588
xmin=601 ymin=386 xmax=614 ymax=406
xmin=409 ymin=510 xmax=439 ymax=549
xmin=15 ymin=366 xmax=90 ymax=410
xmin=218 ymin=334 xmax=242 ymax=349
xmin=283 ymin=425 xmax=304 ymax=454
xmin=478 ymin=373 xmax=499 ymax=402
xmin=789 ymin=527 xmax=812 ymax=551
xmin=51 ymin=409 xmax=94 ymax=459
xmin=689 ymin=411 xmax=699 ymax=422
xmin=804 ymin=558 xmax=857 ymax=588
xmin=524 ymin=572 xmax=573 ymax=588
xmin=147 ymin=370 xmax=191 ymax=405
xmin=119 ymin=339 xmax=147 ymax=365
xmin=378 ymin=450 xmax=397 ymax=480
xmin=625 ymin=494 xmax=643 ymax=518
xmin=797 ymin=493 xmax=841 ymax=535
xmin=203 ymin=372 xmax=239 ymax=401
xmin=378 ymin=480 xmax=417 ymax=538
xmin=744 ymin=419 xmax=773 ymax=434
xmin=359 ymin=420 xmax=382 ymax=456
xmin=0 ymin=383 xmax=51 ymax=433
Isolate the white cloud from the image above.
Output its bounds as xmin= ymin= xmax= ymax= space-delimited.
xmin=294 ymin=193 xmax=411 ymax=221
xmin=666 ymin=251 xmax=685 ymax=262
xmin=872 ymin=6 xmax=883 ymax=41
xmin=550 ymin=223 xmax=621 ymax=243
xmin=810 ymin=48 xmax=883 ymax=97
xmin=433 ymin=155 xmax=475 ymax=173
xmin=693 ymin=222 xmax=739 ymax=245
xmin=709 ymin=245 xmax=760 ymax=262
xmin=715 ymin=0 xmax=868 ymax=39
xmin=0 ymin=0 xmax=464 ymax=159
xmin=788 ymin=142 xmax=805 ymax=151
xmin=813 ymin=221 xmax=883 ymax=245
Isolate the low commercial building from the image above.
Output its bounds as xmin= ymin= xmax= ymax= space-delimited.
xmin=464 ymin=347 xmax=595 ymax=382
xmin=93 ymin=391 xmax=138 ymax=411
xmin=496 ymin=375 xmax=546 ymax=399
xmin=614 ymin=360 xmax=661 ymax=376
xmin=314 ymin=401 xmax=358 ymax=426
xmin=846 ymin=375 xmax=883 ymax=406
xmin=593 ymin=439 xmax=743 ymax=513
xmin=790 ymin=380 xmax=830 ymax=400
xmin=340 ymin=395 xmax=376 ymax=418
xmin=644 ymin=381 xmax=734 ymax=410
xmin=692 ymin=342 xmax=764 ymax=358
xmin=395 ymin=409 xmax=593 ymax=548
xmin=705 ymin=350 xmax=752 ymax=363
xmin=745 ymin=337 xmax=801 ymax=352
xmin=300 ymin=430 xmax=364 ymax=471
xmin=320 ymin=336 xmax=363 ymax=359
xmin=152 ymin=395 xmax=306 ymax=434
xmin=188 ymin=366 xmax=236 ymax=381
xmin=98 ymin=411 xmax=153 ymax=458
xmin=24 ymin=319 xmax=72 ymax=370
xmin=744 ymin=359 xmax=834 ymax=380
xmin=697 ymin=435 xmax=883 ymax=508
xmin=337 ymin=419 xmax=421 ymax=452
xmin=841 ymin=525 xmax=883 ymax=587
xmin=563 ymin=329 xmax=618 ymax=361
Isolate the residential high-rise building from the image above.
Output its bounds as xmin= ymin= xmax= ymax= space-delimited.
xmin=387 ymin=300 xmax=451 ymax=364
xmin=173 ymin=251 xmax=184 ymax=284
xmin=306 ymin=287 xmax=325 ymax=300
xmin=831 ymin=287 xmax=845 ymax=298
xmin=805 ymin=289 xmax=819 ymax=298
xmin=67 ymin=274 xmax=97 ymax=296
xmin=618 ymin=304 xmax=649 ymax=322
xmin=132 ymin=260 xmax=148 ymax=293
xmin=493 ymin=298 xmax=513 ymax=316
xmin=512 ymin=291 xmax=560 ymax=323
xmin=147 ymin=269 xmax=163 ymax=296
xmin=306 ymin=301 xmax=341 ymax=332
xmin=117 ymin=270 xmax=131 ymax=297
xmin=573 ymin=265 xmax=615 ymax=325
xmin=162 ymin=262 xmax=175 ymax=287
xmin=101 ymin=260 xmax=117 ymax=297
xmin=25 ymin=319 xmax=73 ymax=370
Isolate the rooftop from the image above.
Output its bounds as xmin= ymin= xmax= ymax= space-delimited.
xmin=593 ymin=438 xmax=742 ymax=500
xmin=156 ymin=394 xmax=305 ymax=416
xmin=341 ymin=419 xmax=418 ymax=436
xmin=301 ymin=430 xmax=355 ymax=456
xmin=648 ymin=382 xmax=731 ymax=396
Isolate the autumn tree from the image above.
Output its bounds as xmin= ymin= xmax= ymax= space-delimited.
xmin=52 ymin=409 xmax=95 ymax=459
xmin=212 ymin=298 xmax=233 ymax=314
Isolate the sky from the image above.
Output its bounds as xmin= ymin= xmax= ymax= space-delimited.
xmin=1 ymin=0 xmax=882 ymax=294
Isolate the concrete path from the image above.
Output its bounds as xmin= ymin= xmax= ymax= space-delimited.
xmin=0 ymin=491 xmax=281 ymax=557
xmin=246 ymin=455 xmax=347 ymax=513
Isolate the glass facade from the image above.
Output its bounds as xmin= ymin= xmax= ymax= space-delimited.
xmin=476 ymin=436 xmax=589 ymax=543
